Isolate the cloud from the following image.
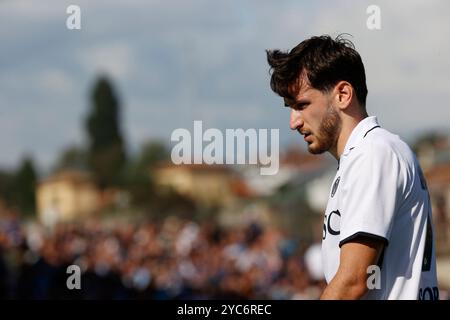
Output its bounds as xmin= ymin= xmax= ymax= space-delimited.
xmin=1 ymin=0 xmax=450 ymax=170
xmin=36 ymin=69 xmax=75 ymax=95
xmin=77 ymin=43 xmax=135 ymax=80
xmin=0 ymin=0 xmax=63 ymax=21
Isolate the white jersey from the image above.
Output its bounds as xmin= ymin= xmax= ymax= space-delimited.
xmin=322 ymin=116 xmax=439 ymax=300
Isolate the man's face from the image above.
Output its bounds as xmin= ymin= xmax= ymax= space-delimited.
xmin=285 ymin=82 xmax=341 ymax=155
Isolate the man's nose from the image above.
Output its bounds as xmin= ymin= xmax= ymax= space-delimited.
xmin=290 ymin=109 xmax=303 ymax=130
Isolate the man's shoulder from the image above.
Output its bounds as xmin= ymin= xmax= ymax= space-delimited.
xmin=355 ymin=127 xmax=413 ymax=158
xmin=345 ymin=127 xmax=416 ymax=171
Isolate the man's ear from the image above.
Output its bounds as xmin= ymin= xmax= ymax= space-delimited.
xmin=333 ymin=81 xmax=353 ymax=110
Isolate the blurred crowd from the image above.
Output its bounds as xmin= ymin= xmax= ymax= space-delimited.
xmin=0 ymin=214 xmax=325 ymax=300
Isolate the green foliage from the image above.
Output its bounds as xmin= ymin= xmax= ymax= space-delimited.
xmin=0 ymin=170 xmax=14 ymax=206
xmin=123 ymin=140 xmax=197 ymax=216
xmin=85 ymin=76 xmax=127 ymax=189
xmin=136 ymin=141 xmax=169 ymax=172
xmin=0 ymin=156 xmax=37 ymax=216
xmin=125 ymin=140 xmax=169 ymax=207
xmin=52 ymin=145 xmax=88 ymax=172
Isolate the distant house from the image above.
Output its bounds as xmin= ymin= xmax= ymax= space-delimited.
xmin=36 ymin=170 xmax=100 ymax=226
xmin=154 ymin=163 xmax=251 ymax=208
xmin=238 ymin=147 xmax=332 ymax=198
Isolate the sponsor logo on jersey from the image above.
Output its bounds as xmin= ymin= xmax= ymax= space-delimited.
xmin=331 ymin=177 xmax=340 ymax=198
xmin=418 ymin=286 xmax=439 ymax=300
xmin=323 ymin=210 xmax=341 ymax=240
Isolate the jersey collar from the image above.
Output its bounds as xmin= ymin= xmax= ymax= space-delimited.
xmin=341 ymin=116 xmax=380 ymax=158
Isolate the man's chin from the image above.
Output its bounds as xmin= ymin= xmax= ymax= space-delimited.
xmin=307 ymin=143 xmax=327 ymax=155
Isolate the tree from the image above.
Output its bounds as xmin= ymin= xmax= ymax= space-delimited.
xmin=0 ymin=170 xmax=14 ymax=206
xmin=125 ymin=140 xmax=169 ymax=207
xmin=52 ymin=145 xmax=88 ymax=172
xmin=135 ymin=140 xmax=169 ymax=172
xmin=1 ymin=156 xmax=38 ymax=216
xmin=15 ymin=157 xmax=37 ymax=214
xmin=85 ymin=76 xmax=127 ymax=189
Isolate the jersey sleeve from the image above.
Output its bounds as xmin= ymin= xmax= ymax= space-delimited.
xmin=339 ymin=141 xmax=403 ymax=247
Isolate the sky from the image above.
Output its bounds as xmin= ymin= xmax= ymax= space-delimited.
xmin=1 ymin=0 xmax=449 ymax=172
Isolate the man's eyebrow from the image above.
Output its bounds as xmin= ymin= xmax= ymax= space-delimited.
xmin=284 ymin=98 xmax=309 ymax=107
xmin=283 ymin=98 xmax=296 ymax=107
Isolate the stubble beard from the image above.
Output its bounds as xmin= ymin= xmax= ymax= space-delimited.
xmin=308 ymin=105 xmax=342 ymax=155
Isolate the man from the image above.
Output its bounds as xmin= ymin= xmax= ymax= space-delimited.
xmin=266 ymin=35 xmax=439 ymax=299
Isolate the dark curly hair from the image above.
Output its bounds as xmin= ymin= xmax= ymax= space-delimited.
xmin=266 ymin=34 xmax=368 ymax=107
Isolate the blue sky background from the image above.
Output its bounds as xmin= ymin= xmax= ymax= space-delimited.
xmin=1 ymin=0 xmax=449 ymax=172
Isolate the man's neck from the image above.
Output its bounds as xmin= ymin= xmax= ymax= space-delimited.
xmin=331 ymin=113 xmax=368 ymax=160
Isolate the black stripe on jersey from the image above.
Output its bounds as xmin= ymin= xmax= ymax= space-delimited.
xmin=363 ymin=125 xmax=381 ymax=138
xmin=422 ymin=217 xmax=433 ymax=271
xmin=377 ymin=246 xmax=385 ymax=268
xmin=339 ymin=232 xmax=389 ymax=248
